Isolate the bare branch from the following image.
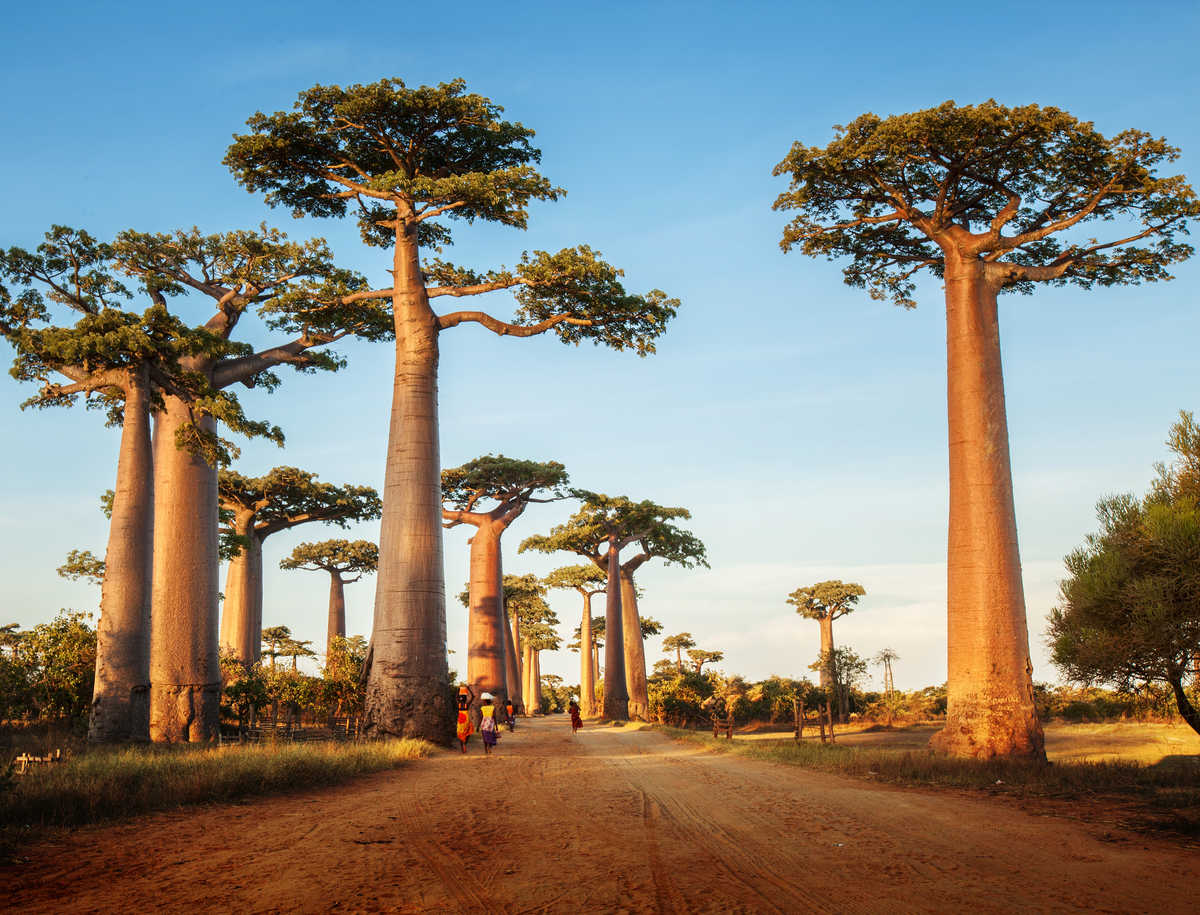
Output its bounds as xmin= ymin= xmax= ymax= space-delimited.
xmin=436 ymin=310 xmax=592 ymax=337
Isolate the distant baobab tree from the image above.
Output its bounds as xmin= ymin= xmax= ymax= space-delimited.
xmin=662 ymin=633 xmax=697 ymax=673
xmin=774 ymin=101 xmax=1198 ymax=758
xmin=787 ymin=580 xmax=865 ymax=709
xmin=280 ymin=539 xmax=378 ymax=658
xmin=545 ymin=564 xmax=607 ymax=718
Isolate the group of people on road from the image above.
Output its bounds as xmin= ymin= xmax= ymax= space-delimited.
xmin=454 ymin=684 xmax=583 ymax=753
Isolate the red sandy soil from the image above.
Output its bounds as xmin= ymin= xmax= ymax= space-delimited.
xmin=4 ymin=718 xmax=1197 ymax=913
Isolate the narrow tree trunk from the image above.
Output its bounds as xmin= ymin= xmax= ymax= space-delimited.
xmin=219 ymin=517 xmax=262 ymax=665
xmin=149 ymin=396 xmax=221 ymax=742
xmin=818 ymin=615 xmax=834 ymax=689
xmin=522 ymin=642 xmax=535 ymax=714
xmin=89 ymin=372 xmax=153 ymax=743
xmin=326 ymin=572 xmax=346 ymax=658
xmin=465 ymin=524 xmax=507 ymax=705
xmin=930 ymin=257 xmax=1045 ymax=761
xmin=601 ymin=543 xmax=628 ymax=719
xmin=620 ymin=570 xmax=649 ymax=720
xmin=580 ymin=592 xmax=596 ymax=717
xmin=363 ymin=228 xmax=452 ymax=742
xmin=533 ymin=650 xmax=542 ymax=713
xmin=1167 ymin=668 xmax=1200 ymax=737
xmin=594 ymin=642 xmax=600 ymax=684
xmin=508 ymin=607 xmax=524 ymax=714
xmin=494 ymin=544 xmax=514 ymax=709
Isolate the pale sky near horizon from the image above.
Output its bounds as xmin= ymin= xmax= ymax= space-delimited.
xmin=2 ymin=0 xmax=1198 ymax=693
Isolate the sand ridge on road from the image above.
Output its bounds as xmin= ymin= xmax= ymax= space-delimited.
xmin=4 ymin=718 xmax=1197 ymax=913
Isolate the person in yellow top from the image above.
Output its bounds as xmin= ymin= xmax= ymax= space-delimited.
xmin=479 ymin=692 xmax=500 ymax=756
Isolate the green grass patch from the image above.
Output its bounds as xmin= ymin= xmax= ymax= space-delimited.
xmin=660 ymin=727 xmax=1200 ymax=804
xmin=1 ymin=738 xmax=432 ymax=832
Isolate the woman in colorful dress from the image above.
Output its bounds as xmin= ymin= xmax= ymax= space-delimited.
xmin=568 ymin=698 xmax=583 ymax=735
xmin=479 ymin=692 xmax=500 ymax=756
xmin=455 ymin=684 xmax=475 ymax=753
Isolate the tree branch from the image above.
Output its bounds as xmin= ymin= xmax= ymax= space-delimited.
xmin=436 ymin=310 xmax=591 ymax=336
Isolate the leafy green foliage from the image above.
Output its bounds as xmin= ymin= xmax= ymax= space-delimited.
xmin=686 ymin=648 xmax=724 ymax=673
xmin=226 ymin=78 xmax=678 ymax=354
xmin=543 ymin=563 xmax=606 ymax=594
xmin=219 ymin=467 xmax=381 ymax=545
xmin=787 ymin=580 xmax=865 ymax=621
xmin=56 ymin=550 xmax=105 ymax=585
xmin=441 ymin=455 xmax=568 ymax=518
xmin=520 ymin=490 xmax=708 ymax=570
xmin=774 ymin=100 xmax=1200 ymax=307
xmin=2 ymin=611 xmax=97 ymax=721
xmin=280 ymin=539 xmax=378 ymax=577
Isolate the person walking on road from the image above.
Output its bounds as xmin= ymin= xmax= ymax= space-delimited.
xmin=455 ymin=684 xmax=475 ymax=753
xmin=568 ymin=698 xmax=583 ymax=735
xmin=505 ymin=698 xmax=517 ymax=731
xmin=480 ymin=692 xmax=500 ymax=756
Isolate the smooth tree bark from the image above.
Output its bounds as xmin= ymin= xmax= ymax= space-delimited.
xmin=227 ymin=79 xmax=677 ymax=742
xmin=442 ymin=456 xmax=568 ymax=714
xmin=774 ymin=101 xmax=1198 ymax=758
xmin=280 ymin=539 xmax=378 ymax=658
xmin=1 ymin=230 xmax=209 ymax=743
xmin=219 ymin=468 xmax=380 ymax=665
xmin=114 ymin=228 xmax=385 ymax=743
xmin=498 ymin=573 xmax=556 ymax=716
xmin=522 ymin=492 xmax=707 ymax=721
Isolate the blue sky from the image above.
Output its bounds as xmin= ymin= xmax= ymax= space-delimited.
xmin=2 ymin=0 xmax=1198 ymax=691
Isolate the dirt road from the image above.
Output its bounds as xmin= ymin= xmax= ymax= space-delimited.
xmin=5 ymin=719 xmax=1197 ymax=913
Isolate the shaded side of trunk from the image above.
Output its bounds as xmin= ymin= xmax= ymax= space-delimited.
xmin=363 ymin=229 xmax=452 ymax=743
xmin=89 ymin=373 xmax=153 ymax=743
xmin=580 ymin=592 xmax=596 ymax=718
xmin=602 ymin=545 xmax=628 ymax=719
xmin=149 ymin=397 xmax=221 ymax=742
xmin=494 ymin=543 xmax=513 ymax=709
xmin=817 ymin=616 xmax=834 ymax=689
xmin=465 ymin=524 xmax=507 ymax=706
xmin=219 ymin=515 xmax=262 ymax=665
xmin=930 ymin=256 xmax=1044 ymax=761
xmin=326 ymin=572 xmax=346 ymax=658
xmin=620 ymin=571 xmax=649 ymax=720
xmin=1167 ymin=667 xmax=1200 ymax=737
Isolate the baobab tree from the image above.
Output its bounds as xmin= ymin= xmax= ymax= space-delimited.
xmin=522 ymin=492 xmax=706 ymax=720
xmin=280 ymin=540 xmax=378 ymax=658
xmin=498 ymin=573 xmax=557 ymax=715
xmin=218 ymin=467 xmax=381 ymax=665
xmin=226 ymin=78 xmax=678 ymax=740
xmin=544 ymin=563 xmax=606 ymax=717
xmin=110 ymin=227 xmax=388 ymax=743
xmin=687 ymin=648 xmax=724 ymax=674
xmin=0 ymin=227 xmax=232 ymax=743
xmin=788 ymin=581 xmax=864 ymax=718
xmin=773 ymin=101 xmax=1198 ymax=758
xmin=874 ymin=648 xmax=899 ymax=698
xmin=443 ymin=456 xmax=568 ymax=712
xmin=662 ymin=633 xmax=697 ymax=673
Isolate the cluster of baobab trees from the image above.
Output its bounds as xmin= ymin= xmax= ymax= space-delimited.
xmin=441 ymin=454 xmax=707 ymax=721
xmin=4 ymin=77 xmax=1197 ymax=760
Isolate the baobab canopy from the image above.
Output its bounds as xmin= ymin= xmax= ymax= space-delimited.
xmin=773 ymin=100 xmax=1200 ymax=308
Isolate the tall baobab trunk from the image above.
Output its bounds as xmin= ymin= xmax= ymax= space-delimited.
xmin=522 ymin=641 xmax=536 ymax=714
xmin=219 ymin=517 xmax=263 ymax=665
xmin=89 ymin=372 xmax=152 ymax=743
xmin=620 ymin=571 xmax=649 ymax=720
xmin=508 ymin=607 xmax=524 ymax=713
xmin=326 ymin=572 xmax=347 ymax=657
xmin=930 ymin=255 xmax=1044 ymax=760
xmin=466 ymin=525 xmax=508 ymax=705
xmin=602 ymin=544 xmax=628 ymax=719
xmin=532 ymin=650 xmax=542 ymax=714
xmin=363 ymin=228 xmax=452 ymax=742
xmin=149 ymin=397 xmax=221 ymax=742
xmin=580 ymin=592 xmax=596 ymax=717
xmin=593 ymin=642 xmax=601 ymax=685
xmin=818 ymin=616 xmax=834 ymax=689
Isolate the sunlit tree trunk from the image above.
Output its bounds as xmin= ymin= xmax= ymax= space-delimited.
xmin=220 ymin=515 xmax=262 ymax=665
xmin=930 ymin=254 xmax=1044 ymax=760
xmin=532 ymin=650 xmax=542 ymax=714
xmin=363 ymin=226 xmax=452 ymax=742
xmin=522 ymin=641 xmax=536 ymax=714
xmin=465 ymin=525 xmax=507 ymax=705
xmin=620 ymin=570 xmax=649 ymax=720
xmin=89 ymin=371 xmax=153 ymax=743
xmin=149 ymin=396 xmax=221 ymax=743
xmin=602 ymin=543 xmax=628 ymax=719
xmin=580 ymin=592 xmax=596 ymax=717
xmin=818 ymin=616 xmax=833 ymax=689
xmin=509 ymin=608 xmax=524 ymax=713
xmin=326 ymin=572 xmax=346 ymax=658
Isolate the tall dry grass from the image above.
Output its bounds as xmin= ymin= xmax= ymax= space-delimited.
xmin=1 ymin=739 xmax=431 ymax=831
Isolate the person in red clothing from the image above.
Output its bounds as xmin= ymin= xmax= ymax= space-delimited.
xmin=455 ymin=684 xmax=475 ymax=753
xmin=568 ymin=698 xmax=583 ymax=735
